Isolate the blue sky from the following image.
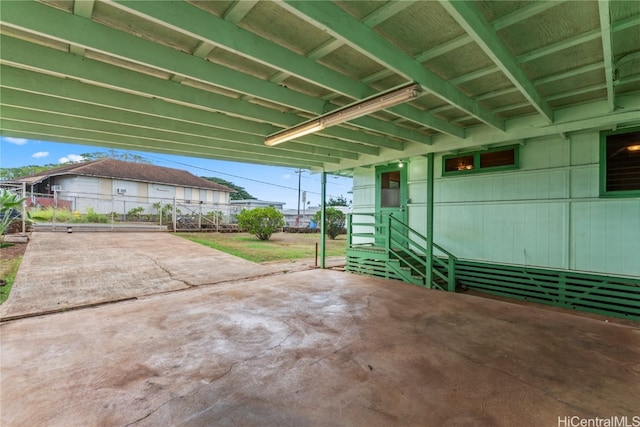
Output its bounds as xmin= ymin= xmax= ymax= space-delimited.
xmin=0 ymin=136 xmax=353 ymax=210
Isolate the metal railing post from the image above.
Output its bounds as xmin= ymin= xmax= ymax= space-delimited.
xmin=21 ymin=182 xmax=26 ymax=233
xmin=384 ymin=214 xmax=391 ymax=254
xmin=172 ymin=197 xmax=177 ymax=232
xmin=448 ymin=257 xmax=456 ymax=293
xmin=346 ymin=213 xmax=352 ymax=249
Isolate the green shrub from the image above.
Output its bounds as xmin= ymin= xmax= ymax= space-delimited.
xmin=1 ymin=189 xmax=26 ymax=238
xmin=207 ymin=210 xmax=224 ymax=222
xmin=29 ymin=207 xmax=74 ymax=222
xmin=236 ymin=206 xmax=284 ymax=241
xmin=84 ymin=208 xmax=108 ymax=223
xmin=126 ymin=206 xmax=145 ymax=220
xmin=313 ymin=207 xmax=346 ymax=240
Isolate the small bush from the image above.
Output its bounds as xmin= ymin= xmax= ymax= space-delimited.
xmin=126 ymin=206 xmax=145 ymax=221
xmin=313 ymin=207 xmax=346 ymax=240
xmin=236 ymin=207 xmax=285 ymax=241
xmin=30 ymin=207 xmax=110 ymax=223
xmin=30 ymin=207 xmax=74 ymax=222
xmin=84 ymin=208 xmax=108 ymax=223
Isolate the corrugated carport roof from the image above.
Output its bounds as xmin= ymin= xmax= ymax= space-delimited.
xmin=1 ymin=1 xmax=639 ymax=173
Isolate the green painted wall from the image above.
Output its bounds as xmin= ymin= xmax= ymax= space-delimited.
xmin=352 ymin=131 xmax=640 ymax=277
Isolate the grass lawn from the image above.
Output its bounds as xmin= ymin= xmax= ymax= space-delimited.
xmin=177 ymin=232 xmax=346 ymax=263
xmin=0 ymin=253 xmax=22 ymax=304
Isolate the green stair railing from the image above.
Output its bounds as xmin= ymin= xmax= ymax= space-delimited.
xmin=346 ymin=213 xmax=457 ymax=291
xmin=387 ymin=214 xmax=457 ymax=291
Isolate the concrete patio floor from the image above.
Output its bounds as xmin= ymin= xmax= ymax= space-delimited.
xmin=1 ymin=232 xmax=639 ymax=426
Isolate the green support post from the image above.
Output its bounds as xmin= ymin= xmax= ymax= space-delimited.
xmin=320 ymin=171 xmax=327 ymax=269
xmin=426 ymin=153 xmax=434 ymax=288
xmin=346 ymin=213 xmax=352 ymax=249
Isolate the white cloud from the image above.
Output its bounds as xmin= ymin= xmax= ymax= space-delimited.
xmin=3 ymin=137 xmax=28 ymax=146
xmin=32 ymin=151 xmax=49 ymax=159
xmin=59 ymin=154 xmax=84 ymax=163
xmin=282 ymin=174 xmax=291 ymax=180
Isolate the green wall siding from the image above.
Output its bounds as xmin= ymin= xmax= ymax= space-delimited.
xmin=352 ymin=131 xmax=640 ymax=277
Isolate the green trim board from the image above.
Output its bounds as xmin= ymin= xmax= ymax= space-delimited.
xmin=442 ymin=145 xmax=520 ymax=176
xmin=599 ymin=126 xmax=640 ymax=198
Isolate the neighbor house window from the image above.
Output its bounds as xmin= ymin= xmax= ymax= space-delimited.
xmin=600 ymin=128 xmax=640 ymax=197
xmin=443 ymin=145 xmax=519 ymax=176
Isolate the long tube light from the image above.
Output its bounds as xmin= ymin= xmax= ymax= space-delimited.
xmin=265 ymin=82 xmax=422 ymax=146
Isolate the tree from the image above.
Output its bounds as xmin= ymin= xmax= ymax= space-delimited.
xmin=313 ymin=207 xmax=345 ymax=240
xmin=80 ymin=150 xmax=150 ymax=163
xmin=236 ymin=207 xmax=284 ymax=241
xmin=1 ymin=164 xmax=59 ymax=181
xmin=202 ymin=177 xmax=255 ymax=201
xmin=327 ymin=195 xmax=351 ymax=207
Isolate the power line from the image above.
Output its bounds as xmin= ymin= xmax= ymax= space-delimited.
xmin=134 ymin=151 xmax=350 ymax=198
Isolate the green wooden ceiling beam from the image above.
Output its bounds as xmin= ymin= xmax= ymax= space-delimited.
xmin=73 ymin=0 xmax=94 ymax=17
xmin=0 ymin=68 xmax=359 ymax=161
xmin=0 ymin=64 xmax=273 ymax=135
xmin=360 ymin=1 xmax=416 ymax=27
xmin=0 ymin=113 xmax=330 ymax=168
xmin=598 ymin=0 xmax=615 ymax=113
xmin=491 ymin=1 xmax=563 ymax=30
xmin=415 ymin=1 xmax=562 ymax=65
xmin=113 ymin=1 xmax=454 ymax=139
xmin=112 ymin=1 xmax=364 ymax=99
xmin=281 ymin=0 xmax=504 ymax=131
xmin=441 ymin=1 xmax=553 ymax=122
xmin=0 ymin=106 xmax=341 ymax=165
xmin=0 ymin=36 xmax=384 ymax=155
xmin=223 ymin=1 xmax=259 ymax=24
xmin=0 ymin=1 xmax=320 ymax=112
xmin=0 ymin=41 xmax=280 ymax=128
xmin=517 ymin=29 xmax=601 ymax=64
xmin=70 ymin=0 xmax=94 ymax=55
xmin=0 ymin=87 xmax=358 ymax=162
xmin=2 ymin=1 xmax=427 ymax=145
xmin=0 ymin=128 xmax=309 ymax=169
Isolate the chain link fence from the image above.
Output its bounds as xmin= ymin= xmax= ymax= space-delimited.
xmin=8 ymin=187 xmax=244 ymax=232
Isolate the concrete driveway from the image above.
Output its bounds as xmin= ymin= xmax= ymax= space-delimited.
xmin=1 ymin=232 xmax=639 ymax=426
xmin=0 ymin=232 xmax=341 ymax=320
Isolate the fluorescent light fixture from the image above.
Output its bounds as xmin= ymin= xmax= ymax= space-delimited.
xmin=264 ymin=121 xmax=324 ymax=146
xmin=265 ymin=82 xmax=422 ymax=146
xmin=628 ymin=144 xmax=640 ymax=152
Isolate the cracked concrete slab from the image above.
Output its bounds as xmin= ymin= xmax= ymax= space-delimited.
xmin=1 ymin=231 xmax=638 ymax=425
xmin=1 ymin=269 xmax=639 ymax=426
xmin=0 ymin=232 xmax=290 ymax=319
